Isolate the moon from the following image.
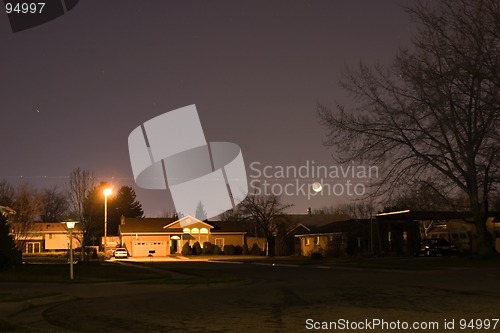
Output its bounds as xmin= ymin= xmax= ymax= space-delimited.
xmin=311 ymin=182 xmax=322 ymax=192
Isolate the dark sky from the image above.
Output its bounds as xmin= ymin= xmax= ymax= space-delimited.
xmin=0 ymin=0 xmax=414 ymax=217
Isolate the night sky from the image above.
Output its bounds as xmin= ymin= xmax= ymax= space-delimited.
xmin=0 ymin=1 xmax=413 ymax=217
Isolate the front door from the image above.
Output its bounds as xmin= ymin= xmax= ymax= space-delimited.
xmin=170 ymin=236 xmax=181 ymax=254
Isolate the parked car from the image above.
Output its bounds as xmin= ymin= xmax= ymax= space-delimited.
xmin=418 ymin=238 xmax=455 ymax=256
xmin=113 ymin=248 xmax=128 ymax=258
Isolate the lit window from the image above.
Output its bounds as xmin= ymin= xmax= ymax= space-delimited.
xmin=192 ymin=228 xmax=199 ymax=234
xmin=200 ymin=228 xmax=208 ymax=234
xmin=183 ymin=228 xmax=190 ymax=234
xmin=305 ymin=238 xmax=310 ymax=246
xmin=215 ymin=238 xmax=224 ymax=248
xmin=315 ymin=237 xmax=320 ymax=245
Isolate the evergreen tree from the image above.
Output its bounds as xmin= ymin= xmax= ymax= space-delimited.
xmin=114 ymin=186 xmax=144 ymax=219
xmin=0 ymin=213 xmax=16 ymax=270
xmin=84 ymin=183 xmax=144 ymax=238
xmin=195 ymin=201 xmax=207 ymax=220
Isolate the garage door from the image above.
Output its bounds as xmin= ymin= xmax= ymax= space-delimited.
xmin=132 ymin=241 xmax=167 ymax=257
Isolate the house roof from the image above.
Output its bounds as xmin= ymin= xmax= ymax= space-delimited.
xmin=374 ymin=210 xmax=500 ymax=222
xmin=120 ymin=217 xmax=247 ymax=235
xmin=275 ymin=214 xmax=352 ymax=229
xmin=10 ymin=222 xmax=83 ymax=233
xmin=208 ymin=220 xmax=248 ymax=233
xmin=120 ymin=218 xmax=176 ymax=234
xmin=163 ymin=216 xmax=214 ymax=230
xmin=295 ymin=219 xmax=370 ymax=236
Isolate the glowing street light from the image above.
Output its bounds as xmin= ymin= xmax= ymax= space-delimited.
xmin=62 ymin=221 xmax=78 ymax=280
xmin=103 ymin=188 xmax=112 ymax=255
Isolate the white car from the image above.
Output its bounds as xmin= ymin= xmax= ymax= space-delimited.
xmin=114 ymin=248 xmax=128 ymax=258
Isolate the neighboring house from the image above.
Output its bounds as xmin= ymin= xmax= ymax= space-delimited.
xmin=10 ymin=222 xmax=82 ymax=253
xmin=294 ymin=210 xmax=500 ymax=257
xmin=278 ymin=213 xmax=352 ymax=255
xmin=119 ymin=215 xmax=262 ymax=257
xmin=376 ymin=210 xmax=500 ymax=254
xmin=295 ymin=219 xmax=371 ymax=257
xmin=294 ymin=212 xmax=427 ymax=257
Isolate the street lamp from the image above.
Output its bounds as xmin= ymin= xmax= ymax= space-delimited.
xmin=62 ymin=221 xmax=78 ymax=280
xmin=103 ymin=188 xmax=112 ymax=255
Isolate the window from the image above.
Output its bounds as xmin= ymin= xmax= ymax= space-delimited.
xmin=215 ymin=238 xmax=224 ymax=248
xmin=305 ymin=238 xmax=310 ymax=246
xmin=314 ymin=237 xmax=320 ymax=245
xmin=26 ymin=242 xmax=40 ymax=253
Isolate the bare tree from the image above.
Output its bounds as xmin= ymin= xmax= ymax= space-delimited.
xmin=40 ymin=186 xmax=69 ymax=222
xmin=384 ymin=182 xmax=454 ymax=212
xmin=217 ymin=208 xmax=245 ymax=221
xmin=315 ymin=201 xmax=374 ymax=219
xmin=0 ymin=179 xmax=15 ymax=207
xmin=11 ymin=182 xmax=42 ymax=251
xmin=238 ymin=194 xmax=293 ymax=256
xmin=66 ymin=168 xmax=95 ymax=255
xmin=318 ymin=0 xmax=500 ymax=255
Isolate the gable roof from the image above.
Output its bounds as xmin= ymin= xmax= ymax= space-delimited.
xmin=163 ymin=215 xmax=214 ymax=230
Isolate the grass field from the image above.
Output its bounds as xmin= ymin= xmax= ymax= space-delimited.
xmin=0 ymin=262 xmax=163 ymax=283
xmin=204 ymin=253 xmax=500 ymax=270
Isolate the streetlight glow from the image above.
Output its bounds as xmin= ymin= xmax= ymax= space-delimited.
xmin=103 ymin=188 xmax=112 ymax=255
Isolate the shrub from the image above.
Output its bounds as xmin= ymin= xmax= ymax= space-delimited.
xmin=181 ymin=242 xmax=192 ymax=255
xmin=311 ymin=252 xmax=323 ymax=260
xmin=234 ymin=245 xmax=243 ymax=255
xmin=192 ymin=242 xmax=202 ymax=255
xmin=242 ymin=243 xmax=249 ymax=255
xmin=250 ymin=243 xmax=262 ymax=256
xmin=223 ymin=244 xmax=236 ymax=255
xmin=202 ymin=242 xmax=214 ymax=255
xmin=213 ymin=245 xmax=222 ymax=255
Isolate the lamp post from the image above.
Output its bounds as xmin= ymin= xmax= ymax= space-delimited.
xmin=62 ymin=221 xmax=78 ymax=280
xmin=103 ymin=188 xmax=112 ymax=255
